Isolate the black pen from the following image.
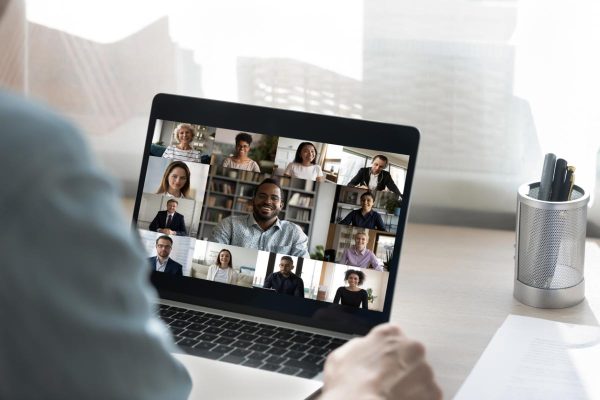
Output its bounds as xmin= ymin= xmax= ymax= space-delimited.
xmin=550 ymin=158 xmax=567 ymax=201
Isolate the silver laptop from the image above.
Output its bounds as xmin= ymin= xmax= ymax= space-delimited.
xmin=132 ymin=94 xmax=419 ymax=398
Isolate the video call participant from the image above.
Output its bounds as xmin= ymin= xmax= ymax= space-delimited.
xmin=148 ymin=235 xmax=183 ymax=276
xmin=339 ymin=191 xmax=386 ymax=231
xmin=156 ymin=161 xmax=191 ymax=199
xmin=222 ymin=132 xmax=261 ymax=172
xmin=210 ymin=178 xmax=309 ymax=257
xmin=207 ymin=249 xmax=239 ymax=284
xmin=149 ymin=199 xmax=187 ymax=236
xmin=348 ymin=155 xmax=401 ymax=195
xmin=339 ymin=231 xmax=383 ymax=271
xmin=162 ymin=123 xmax=203 ymax=163
xmin=263 ymin=256 xmax=305 ymax=297
xmin=283 ymin=141 xmax=325 ymax=182
xmin=333 ymin=269 xmax=369 ymax=309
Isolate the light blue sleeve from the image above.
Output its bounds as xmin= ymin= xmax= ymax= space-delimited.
xmin=0 ymin=92 xmax=191 ymax=399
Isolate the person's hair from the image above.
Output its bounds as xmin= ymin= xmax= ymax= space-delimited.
xmin=354 ymin=231 xmax=369 ymax=240
xmin=280 ymin=256 xmax=294 ymax=266
xmin=173 ymin=123 xmax=195 ymax=143
xmin=344 ymin=269 xmax=365 ymax=285
xmin=293 ymin=142 xmax=318 ymax=165
xmin=360 ymin=191 xmax=375 ymax=201
xmin=156 ymin=161 xmax=191 ymax=197
xmin=253 ymin=178 xmax=283 ymax=200
xmin=166 ymin=199 xmax=178 ymax=206
xmin=155 ymin=235 xmax=173 ymax=245
xmin=372 ymin=155 xmax=388 ymax=167
xmin=215 ymin=249 xmax=233 ymax=268
xmin=235 ymin=132 xmax=253 ymax=146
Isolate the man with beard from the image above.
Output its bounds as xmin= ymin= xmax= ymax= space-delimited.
xmin=210 ymin=178 xmax=309 ymax=257
xmin=148 ymin=235 xmax=183 ymax=276
xmin=263 ymin=256 xmax=305 ymax=297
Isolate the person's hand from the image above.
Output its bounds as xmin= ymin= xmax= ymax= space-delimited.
xmin=321 ymin=324 xmax=441 ymax=400
xmin=355 ymin=184 xmax=369 ymax=189
xmin=316 ymin=176 xmax=326 ymax=183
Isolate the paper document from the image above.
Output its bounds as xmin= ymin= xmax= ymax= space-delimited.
xmin=455 ymin=315 xmax=600 ymax=400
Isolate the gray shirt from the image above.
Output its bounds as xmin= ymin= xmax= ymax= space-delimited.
xmin=210 ymin=214 xmax=310 ymax=258
xmin=0 ymin=90 xmax=191 ymax=399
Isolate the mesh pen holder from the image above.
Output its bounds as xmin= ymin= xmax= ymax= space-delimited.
xmin=514 ymin=181 xmax=589 ymax=308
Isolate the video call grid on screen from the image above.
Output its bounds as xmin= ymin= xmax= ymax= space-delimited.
xmin=139 ymin=120 xmax=409 ymax=312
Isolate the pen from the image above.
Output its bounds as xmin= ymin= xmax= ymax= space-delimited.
xmin=567 ymin=166 xmax=575 ymax=200
xmin=550 ymin=158 xmax=567 ymax=201
xmin=538 ymin=153 xmax=556 ymax=201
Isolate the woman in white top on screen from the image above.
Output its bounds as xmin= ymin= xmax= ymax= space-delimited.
xmin=283 ymin=142 xmax=325 ymax=182
xmin=162 ymin=123 xmax=203 ymax=163
xmin=222 ymin=132 xmax=261 ymax=172
xmin=207 ymin=249 xmax=239 ymax=284
xmin=156 ymin=161 xmax=192 ymax=199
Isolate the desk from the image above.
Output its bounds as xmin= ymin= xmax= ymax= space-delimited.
xmin=393 ymin=223 xmax=600 ymax=398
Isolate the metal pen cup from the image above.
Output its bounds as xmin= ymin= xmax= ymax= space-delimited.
xmin=514 ymin=181 xmax=589 ymax=308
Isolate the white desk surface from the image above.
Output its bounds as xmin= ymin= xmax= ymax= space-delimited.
xmin=393 ymin=223 xmax=600 ymax=398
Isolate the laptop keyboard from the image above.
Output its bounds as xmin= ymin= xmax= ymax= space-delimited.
xmin=157 ymin=304 xmax=347 ymax=378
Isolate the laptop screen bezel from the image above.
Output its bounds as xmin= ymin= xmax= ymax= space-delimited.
xmin=133 ymin=93 xmax=419 ymax=335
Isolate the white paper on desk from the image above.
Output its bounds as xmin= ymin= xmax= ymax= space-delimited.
xmin=454 ymin=315 xmax=600 ymax=400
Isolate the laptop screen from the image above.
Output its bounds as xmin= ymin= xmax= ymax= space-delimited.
xmin=133 ymin=95 xmax=419 ymax=335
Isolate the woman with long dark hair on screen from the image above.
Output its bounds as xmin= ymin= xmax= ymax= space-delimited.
xmin=156 ymin=161 xmax=191 ymax=199
xmin=333 ymin=269 xmax=368 ymax=309
xmin=283 ymin=141 xmax=325 ymax=182
xmin=207 ymin=249 xmax=239 ymax=284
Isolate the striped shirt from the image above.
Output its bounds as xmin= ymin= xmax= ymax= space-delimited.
xmin=162 ymin=145 xmax=202 ymax=163
xmin=210 ymin=214 xmax=309 ymax=258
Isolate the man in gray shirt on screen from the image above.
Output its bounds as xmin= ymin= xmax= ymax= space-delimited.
xmin=210 ymin=178 xmax=310 ymax=258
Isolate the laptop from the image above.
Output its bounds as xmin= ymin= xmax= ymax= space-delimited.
xmin=132 ymin=94 xmax=419 ymax=398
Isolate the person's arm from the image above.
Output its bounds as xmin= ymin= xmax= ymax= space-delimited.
xmin=290 ymin=225 xmax=310 ymax=258
xmin=283 ymin=162 xmax=294 ymax=178
xmin=1 ymin=96 xmax=191 ymax=399
xmin=384 ymin=172 xmax=402 ymax=195
xmin=333 ymin=287 xmax=342 ymax=305
xmin=338 ymin=210 xmax=354 ymax=225
xmin=374 ymin=211 xmax=386 ymax=231
xmin=175 ymin=261 xmax=183 ymax=277
xmin=321 ymin=324 xmax=441 ymax=400
xmin=347 ymin=169 xmax=364 ymax=186
xmin=251 ymin=160 xmax=261 ymax=173
xmin=369 ymin=252 xmax=384 ymax=271
xmin=263 ymin=273 xmax=273 ymax=289
xmin=148 ymin=213 xmax=160 ymax=232
xmin=295 ymin=277 xmax=305 ymax=298
xmin=222 ymin=157 xmax=231 ymax=168
xmin=361 ymin=290 xmax=369 ymax=310
xmin=210 ymin=217 xmax=232 ymax=244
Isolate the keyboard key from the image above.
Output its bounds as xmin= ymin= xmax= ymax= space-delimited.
xmin=275 ymin=327 xmax=294 ymax=334
xmin=205 ymin=319 xmax=227 ymax=327
xmin=169 ymin=306 xmax=188 ymax=313
xmin=230 ymin=349 xmax=252 ymax=358
xmin=221 ymin=330 xmax=241 ymax=339
xmin=301 ymin=354 xmax=323 ymax=364
xmin=297 ymin=369 xmax=318 ymax=379
xmin=242 ymin=359 xmax=263 ymax=368
xmin=307 ymin=346 xmax=330 ymax=356
xmin=222 ymin=322 xmax=242 ymax=330
xmin=239 ymin=325 xmax=259 ymax=334
xmin=177 ymin=338 xmax=198 ymax=347
xmin=283 ymin=359 xmax=321 ymax=372
xmin=290 ymin=335 xmax=311 ymax=344
xmin=194 ymin=341 xmax=216 ymax=351
xmin=169 ymin=327 xmax=184 ymax=336
xmin=185 ymin=310 xmax=205 ymax=316
xmin=265 ymin=355 xmax=286 ymax=365
xmin=198 ymin=333 xmax=218 ymax=342
xmin=221 ymin=317 xmax=240 ymax=323
xmin=170 ymin=320 xmax=191 ymax=329
xmin=188 ymin=317 xmax=209 ymax=325
xmin=158 ymin=304 xmax=170 ymax=310
xmin=180 ymin=330 xmax=201 ymax=339
xmin=280 ymin=366 xmax=301 ymax=376
xmin=257 ymin=329 xmax=277 ymax=337
xmin=307 ymin=338 xmax=329 ymax=347
xmin=220 ymin=355 xmax=245 ymax=364
xmin=283 ymin=350 xmax=304 ymax=359
xmin=171 ymin=312 xmax=192 ymax=321
xmin=259 ymin=363 xmax=280 ymax=372
xmin=294 ymin=331 xmax=312 ymax=336
xmin=187 ymin=323 xmax=206 ymax=331
xmin=249 ymin=344 xmax=269 ymax=352
xmin=271 ymin=340 xmax=292 ymax=349
xmin=290 ymin=344 xmax=310 ymax=352
xmin=266 ymin=347 xmax=285 ymax=355
xmin=247 ymin=352 xmax=269 ymax=361
xmin=212 ymin=345 xmax=234 ymax=354
xmin=161 ymin=317 xmax=174 ymax=324
xmin=203 ymin=327 xmax=225 ymax=335
xmin=184 ymin=347 xmax=221 ymax=360
xmin=159 ymin=310 xmax=175 ymax=318
xmin=313 ymin=334 xmax=329 ymax=340
xmin=238 ymin=333 xmax=258 ymax=342
xmin=273 ymin=332 xmax=294 ymax=340
xmin=232 ymin=340 xmax=253 ymax=349
xmin=214 ymin=337 xmax=236 ymax=345
xmin=254 ymin=337 xmax=273 ymax=345
xmin=240 ymin=321 xmax=258 ymax=327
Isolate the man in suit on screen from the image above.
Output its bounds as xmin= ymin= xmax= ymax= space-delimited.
xmin=149 ymin=199 xmax=187 ymax=236
xmin=148 ymin=235 xmax=183 ymax=276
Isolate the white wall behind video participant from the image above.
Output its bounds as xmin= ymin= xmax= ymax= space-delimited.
xmin=139 ymin=229 xmax=195 ymax=277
